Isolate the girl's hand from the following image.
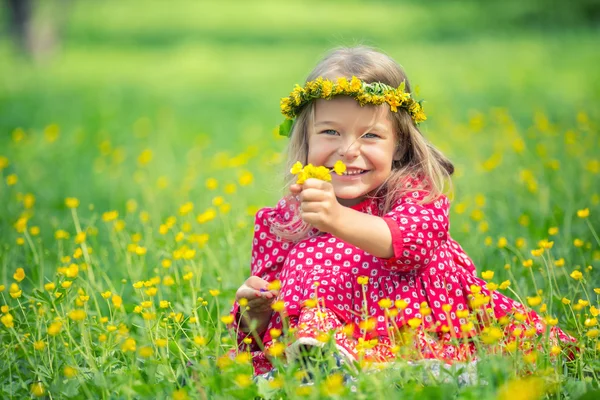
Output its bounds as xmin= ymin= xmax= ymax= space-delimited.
xmin=235 ymin=276 xmax=279 ymax=334
xmin=291 ymin=178 xmax=342 ymax=233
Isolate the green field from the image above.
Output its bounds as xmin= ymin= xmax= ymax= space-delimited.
xmin=0 ymin=1 xmax=599 ymax=398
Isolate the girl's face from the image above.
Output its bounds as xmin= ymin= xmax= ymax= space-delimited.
xmin=308 ymin=96 xmax=398 ymax=207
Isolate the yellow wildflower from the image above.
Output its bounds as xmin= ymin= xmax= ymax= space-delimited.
xmin=527 ymin=296 xmax=542 ymax=307
xmin=481 ymin=270 xmax=494 ymax=280
xmin=121 ymin=338 xmax=136 ymax=352
xmin=112 ymin=294 xmax=123 ymax=308
xmin=9 ymin=283 xmax=22 ymax=299
xmin=64 ymin=366 xmax=78 ymax=378
xmin=267 ymin=342 xmax=286 ymax=357
xmin=577 ymin=208 xmax=590 ymax=218
xmin=30 ymin=382 xmax=46 ymax=398
xmin=586 ymin=329 xmax=599 ymax=338
xmin=333 ymin=160 xmax=346 ymax=175
xmin=499 ymin=280 xmax=511 ymax=290
xmin=194 ymin=336 xmax=207 ymax=346
xmin=47 ymin=321 xmax=62 ymax=335
xmin=65 ymin=197 xmax=80 ymax=209
xmin=271 ymin=301 xmax=285 ymax=312
xmin=570 ymin=270 xmax=583 ymax=281
xmin=1 ymin=314 xmax=14 ymax=328
xmin=68 ymin=309 xmax=86 ymax=321
xmin=13 ymin=268 xmax=25 ymax=282
xmin=407 ymin=318 xmax=422 ymax=328
xmin=378 ymin=298 xmax=393 ymax=309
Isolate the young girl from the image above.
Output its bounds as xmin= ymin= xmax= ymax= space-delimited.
xmin=231 ymin=46 xmax=575 ymax=376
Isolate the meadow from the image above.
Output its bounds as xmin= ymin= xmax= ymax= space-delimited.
xmin=0 ymin=0 xmax=599 ymax=398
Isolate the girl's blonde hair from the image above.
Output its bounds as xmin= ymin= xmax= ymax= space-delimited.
xmin=275 ymin=46 xmax=454 ymax=241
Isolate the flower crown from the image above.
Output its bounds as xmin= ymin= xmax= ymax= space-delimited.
xmin=278 ymin=76 xmax=426 ymax=137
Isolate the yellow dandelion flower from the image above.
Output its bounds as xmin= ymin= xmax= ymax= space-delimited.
xmin=238 ymin=171 xmax=254 ymax=186
xmin=63 ymin=366 xmax=78 ymax=378
xmin=267 ymin=280 xmax=281 ymax=291
xmin=30 ymin=382 xmax=46 ymax=398
xmin=548 ymin=227 xmax=559 ymax=235
xmin=9 ymin=283 xmax=22 ymax=298
xmin=1 ymin=314 xmax=14 ymax=328
xmin=574 ymin=238 xmax=584 ymax=247
xmin=407 ymin=318 xmax=422 ymax=328
xmin=561 ymin=297 xmax=571 ymax=305
xmin=234 ymin=374 xmax=252 ymax=388
xmin=65 ymin=197 xmax=80 ymax=209
xmin=193 ymin=336 xmax=207 ymax=346
xmin=13 ymin=268 xmax=25 ymax=282
xmin=221 ymin=315 xmax=234 ymax=324
xmin=522 ymin=259 xmax=533 ymax=268
xmin=357 ymin=276 xmax=369 ymax=285
xmin=378 ymin=298 xmax=393 ymax=309
xmin=68 ymin=309 xmax=86 ymax=321
xmin=497 ymin=237 xmax=508 ymax=248
xmin=333 ymin=160 xmax=346 ymax=175
xmin=481 ymin=327 xmax=503 ymax=344
xmin=267 ymin=342 xmax=286 ymax=357
xmin=271 ymin=301 xmax=285 ymax=312
xmin=172 ymin=389 xmax=189 ymax=400
xmin=47 ymin=321 xmax=62 ymax=335
xmin=530 ymin=248 xmax=544 ymax=257
xmin=155 ymin=338 xmax=167 ymax=347
xmin=577 ymin=208 xmax=590 ymax=218
xmin=6 ymin=174 xmax=18 ymax=186
xmin=121 ymin=338 xmax=136 ymax=352
xmin=321 ymin=373 xmax=345 ymax=396
xmin=570 ymin=270 xmax=583 ymax=281
xmin=159 ymin=300 xmax=170 ymax=309
xmin=481 ymin=270 xmax=494 ymax=280
xmin=527 ymin=296 xmax=542 ymax=307
xmin=112 ymin=294 xmax=123 ymax=308
xmin=584 ymin=318 xmax=597 ymax=327
xmin=586 ymin=329 xmax=599 ymax=338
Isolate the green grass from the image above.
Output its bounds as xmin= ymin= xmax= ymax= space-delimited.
xmin=0 ymin=0 xmax=599 ymax=398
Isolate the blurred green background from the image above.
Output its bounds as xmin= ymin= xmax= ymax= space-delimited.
xmin=1 ymin=0 xmax=599 ymax=257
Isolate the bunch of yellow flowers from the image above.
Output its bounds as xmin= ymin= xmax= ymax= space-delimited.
xmin=290 ymin=160 xmax=346 ymax=184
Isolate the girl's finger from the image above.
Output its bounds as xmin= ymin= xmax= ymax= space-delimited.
xmin=289 ymin=184 xmax=302 ymax=194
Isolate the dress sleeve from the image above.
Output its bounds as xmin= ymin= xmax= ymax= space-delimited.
xmin=230 ymin=196 xmax=298 ymax=350
xmin=378 ymin=191 xmax=449 ymax=272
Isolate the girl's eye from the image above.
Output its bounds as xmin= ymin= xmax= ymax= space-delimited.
xmin=321 ymin=129 xmax=339 ymax=136
xmin=362 ymin=133 xmax=380 ymax=139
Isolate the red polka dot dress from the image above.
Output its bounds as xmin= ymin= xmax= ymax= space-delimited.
xmin=232 ymin=184 xmax=576 ymax=375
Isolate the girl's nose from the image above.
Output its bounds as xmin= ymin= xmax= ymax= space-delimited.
xmin=338 ymin=138 xmax=360 ymax=159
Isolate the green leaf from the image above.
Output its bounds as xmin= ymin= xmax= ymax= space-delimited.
xmin=278 ymin=119 xmax=293 ymax=137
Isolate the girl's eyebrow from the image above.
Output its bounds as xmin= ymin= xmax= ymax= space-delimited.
xmin=314 ymin=120 xmax=339 ymax=126
xmin=315 ymin=120 xmax=388 ymax=133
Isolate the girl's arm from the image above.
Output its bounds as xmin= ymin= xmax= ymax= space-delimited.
xmin=295 ymin=179 xmax=449 ymax=269
xmin=330 ymin=208 xmax=395 ymax=258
